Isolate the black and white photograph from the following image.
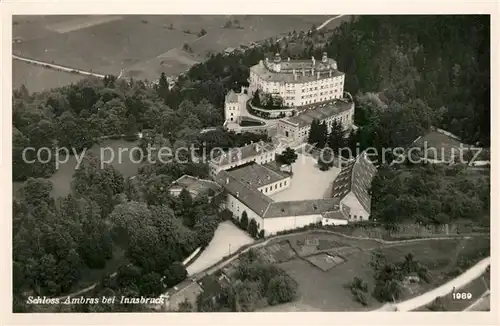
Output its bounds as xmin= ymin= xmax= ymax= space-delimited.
xmin=3 ymin=2 xmax=496 ymax=323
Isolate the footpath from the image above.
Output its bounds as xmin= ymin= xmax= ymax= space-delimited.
xmin=375 ymin=257 xmax=491 ymax=312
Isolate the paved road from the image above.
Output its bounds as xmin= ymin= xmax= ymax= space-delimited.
xmin=317 ymin=15 xmax=346 ymax=31
xmin=12 ymin=54 xmax=107 ymax=78
xmin=375 ymin=257 xmax=491 ymax=312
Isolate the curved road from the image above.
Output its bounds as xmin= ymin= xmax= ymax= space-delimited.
xmin=375 ymin=257 xmax=491 ymax=312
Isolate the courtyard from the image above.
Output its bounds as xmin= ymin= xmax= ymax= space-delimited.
xmin=186 ymin=221 xmax=254 ymax=276
xmin=270 ymin=153 xmax=340 ymax=202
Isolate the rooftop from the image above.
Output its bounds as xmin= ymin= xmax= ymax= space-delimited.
xmin=263 ymin=198 xmax=341 ymax=219
xmin=168 ymin=175 xmax=222 ymax=197
xmin=215 ymin=169 xmax=274 ymax=216
xmin=227 ymin=162 xmax=288 ymax=189
xmin=330 ymin=151 xmax=377 ymax=214
xmin=250 ymin=55 xmax=344 ymax=84
xmin=225 ymin=89 xmax=238 ymax=103
xmin=283 ymin=99 xmax=353 ymax=128
xmin=211 ymin=141 xmax=277 ymax=167
xmin=411 ymin=128 xmax=471 ymax=162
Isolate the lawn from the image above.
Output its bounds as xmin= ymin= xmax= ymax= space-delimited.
xmin=270 ymin=154 xmax=341 ymax=201
xmin=13 ymin=139 xmax=141 ymax=199
xmin=258 ymin=236 xmax=488 ymax=312
xmin=13 ymin=59 xmax=85 ymax=93
xmin=13 ymin=15 xmax=343 ymax=88
xmin=186 ymin=221 xmax=254 ymax=275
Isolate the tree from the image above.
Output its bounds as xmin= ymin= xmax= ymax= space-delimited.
xmin=317 ymin=148 xmax=334 ymax=171
xmin=248 ymin=219 xmax=258 ymax=238
xmin=317 ymin=121 xmax=328 ymax=148
xmin=177 ymin=299 xmax=194 ymax=312
xmin=277 ymin=147 xmax=298 ymax=171
xmin=251 ymin=89 xmax=261 ymax=107
xmin=198 ymin=28 xmax=207 ymax=37
xmin=138 ymin=272 xmax=165 ymax=297
xmin=327 ymin=120 xmax=346 ymax=152
xmin=240 ymin=211 xmax=249 ymax=230
xmin=266 ymin=274 xmax=298 ymax=305
xmin=163 ymin=262 xmax=187 ymax=288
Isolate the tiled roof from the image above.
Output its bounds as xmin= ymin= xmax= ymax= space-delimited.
xmin=215 ymin=170 xmax=273 ymax=216
xmin=331 ymin=151 xmax=377 ymax=214
xmin=283 ymin=100 xmax=352 ymax=128
xmin=411 ymin=129 xmax=470 ymax=162
xmin=250 ymin=59 xmax=344 ymax=84
xmin=168 ymin=175 xmax=222 ymax=197
xmin=211 ymin=141 xmax=277 ymax=167
xmin=263 ymin=198 xmax=340 ymax=219
xmin=225 ymin=90 xmax=238 ymax=103
xmin=322 ymin=209 xmax=349 ymax=221
xmin=227 ymin=163 xmax=288 ymax=188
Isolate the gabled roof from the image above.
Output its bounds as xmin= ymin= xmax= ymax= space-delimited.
xmin=411 ymin=128 xmax=470 ymax=162
xmin=225 ymin=90 xmax=238 ymax=103
xmin=264 ymin=198 xmax=341 ymax=219
xmin=168 ymin=175 xmax=222 ymax=197
xmin=211 ymin=141 xmax=277 ymax=167
xmin=228 ymin=162 xmax=288 ymax=189
xmin=215 ymin=170 xmax=273 ymax=216
xmin=331 ymin=151 xmax=377 ymax=214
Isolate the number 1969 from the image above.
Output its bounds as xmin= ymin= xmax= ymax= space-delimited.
xmin=452 ymin=292 xmax=472 ymax=300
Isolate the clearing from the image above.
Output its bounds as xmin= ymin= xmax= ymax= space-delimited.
xmin=257 ymin=234 xmax=489 ymax=311
xmin=13 ymin=59 xmax=85 ymax=93
xmin=186 ymin=221 xmax=254 ymax=275
xmin=13 ymin=139 xmax=141 ymax=199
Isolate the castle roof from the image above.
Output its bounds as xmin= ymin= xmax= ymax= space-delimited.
xmin=331 ymin=151 xmax=377 ymax=214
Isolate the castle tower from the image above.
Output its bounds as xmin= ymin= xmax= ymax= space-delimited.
xmin=273 ymin=53 xmax=282 ymax=72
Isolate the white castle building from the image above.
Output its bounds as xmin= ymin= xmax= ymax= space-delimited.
xmin=249 ymin=52 xmax=345 ymax=107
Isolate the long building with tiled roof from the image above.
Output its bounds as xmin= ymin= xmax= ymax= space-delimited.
xmin=209 ymin=140 xmax=283 ymax=178
xmin=331 ymin=151 xmax=377 ymax=221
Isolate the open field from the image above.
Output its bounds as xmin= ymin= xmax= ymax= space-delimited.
xmin=270 ymin=154 xmax=341 ymax=201
xmin=13 ymin=15 xmax=345 ymax=92
xmin=186 ymin=221 xmax=254 ymax=275
xmin=258 ymin=235 xmax=489 ymax=311
xmin=13 ymin=59 xmax=85 ymax=92
xmin=13 ymin=139 xmax=141 ymax=199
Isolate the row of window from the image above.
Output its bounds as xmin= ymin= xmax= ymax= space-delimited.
xmin=260 ymin=180 xmax=288 ymax=194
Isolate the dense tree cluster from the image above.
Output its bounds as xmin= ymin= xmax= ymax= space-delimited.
xmin=196 ymin=251 xmax=298 ymax=311
xmin=370 ymin=251 xmax=430 ymax=303
xmin=13 ymin=151 xmax=222 ymax=312
xmin=370 ymin=164 xmax=490 ymax=226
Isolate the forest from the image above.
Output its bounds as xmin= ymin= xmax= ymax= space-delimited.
xmin=12 ymin=15 xmax=490 ymax=312
xmin=370 ymin=164 xmax=490 ymax=226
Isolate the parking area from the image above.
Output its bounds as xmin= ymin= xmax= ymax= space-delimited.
xmin=270 ymin=154 xmax=341 ymax=202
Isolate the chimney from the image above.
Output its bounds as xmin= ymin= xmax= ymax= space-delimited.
xmin=236 ymin=191 xmax=240 ymax=198
xmin=302 ymin=69 xmax=305 ymax=76
xmin=311 ymin=68 xmax=314 ymax=75
xmin=226 ymin=177 xmax=229 ymax=184
xmin=312 ymin=56 xmax=316 ymax=66
xmin=317 ymin=71 xmax=320 ymax=79
xmin=329 ymin=69 xmax=332 ymax=77
xmin=288 ymin=57 xmax=291 ymax=62
xmin=267 ymin=175 xmax=271 ymax=180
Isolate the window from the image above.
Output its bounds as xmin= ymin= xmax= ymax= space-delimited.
xmin=275 ymin=184 xmax=277 ymax=190
xmin=284 ymin=180 xmax=287 ymax=186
